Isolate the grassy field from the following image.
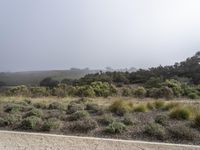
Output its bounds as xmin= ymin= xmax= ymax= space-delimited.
xmin=0 ymin=96 xmax=200 ymax=145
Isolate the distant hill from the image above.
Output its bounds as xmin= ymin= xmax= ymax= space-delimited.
xmin=0 ymin=68 xmax=99 ymax=86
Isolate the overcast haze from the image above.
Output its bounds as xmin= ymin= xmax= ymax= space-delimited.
xmin=0 ymin=0 xmax=200 ymax=72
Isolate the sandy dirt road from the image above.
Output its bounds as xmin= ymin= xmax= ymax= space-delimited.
xmin=0 ymin=130 xmax=200 ymax=150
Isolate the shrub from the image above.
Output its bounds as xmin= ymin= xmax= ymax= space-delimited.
xmin=0 ymin=117 xmax=7 ymax=127
xmin=8 ymin=85 xmax=29 ymax=96
xmin=147 ymin=88 xmax=162 ymax=99
xmin=85 ymin=103 xmax=104 ymax=114
xmin=25 ymin=108 xmax=43 ymax=118
xmin=69 ymin=118 xmax=98 ymax=132
xmin=68 ymin=110 xmax=89 ymax=121
xmin=109 ymin=100 xmax=132 ymax=116
xmin=160 ymin=86 xmax=174 ymax=99
xmin=105 ymin=122 xmax=126 ymax=134
xmin=122 ymin=87 xmax=133 ymax=97
xmin=52 ymin=84 xmax=68 ymax=97
xmin=154 ymin=100 xmax=165 ymax=109
xmin=122 ymin=115 xmax=134 ymax=126
xmin=169 ymin=107 xmax=191 ymax=120
xmin=49 ymin=102 xmax=65 ymax=110
xmin=188 ymin=92 xmax=199 ymax=99
xmin=169 ymin=125 xmax=198 ymax=140
xmin=144 ymin=123 xmax=166 ymax=140
xmin=194 ymin=113 xmax=200 ymax=127
xmin=4 ymin=104 xmax=23 ymax=114
xmin=133 ymin=104 xmax=147 ymax=112
xmin=20 ymin=116 xmax=42 ymax=130
xmin=163 ymin=102 xmax=179 ymax=111
xmin=147 ymin=102 xmax=155 ymax=110
xmin=134 ymin=87 xmax=146 ymax=98
xmin=76 ymin=85 xmax=95 ymax=97
xmin=155 ymin=114 xmax=168 ymax=126
xmin=67 ymin=102 xmax=84 ymax=114
xmin=41 ymin=118 xmax=60 ymax=131
xmin=3 ymin=114 xmax=22 ymax=126
xmin=163 ymin=79 xmax=183 ymax=97
xmin=33 ymin=103 xmax=47 ymax=109
xmin=98 ymin=114 xmax=115 ymax=125
xmin=30 ymin=87 xmax=49 ymax=97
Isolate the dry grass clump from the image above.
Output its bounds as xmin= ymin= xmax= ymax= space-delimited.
xmin=169 ymin=107 xmax=192 ymax=120
xmin=154 ymin=100 xmax=165 ymax=109
xmin=133 ymin=104 xmax=147 ymax=112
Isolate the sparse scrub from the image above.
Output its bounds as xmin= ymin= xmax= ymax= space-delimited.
xmin=98 ymin=114 xmax=115 ymax=125
xmin=105 ymin=121 xmax=126 ymax=134
xmin=48 ymin=102 xmax=65 ymax=110
xmin=68 ymin=110 xmax=89 ymax=121
xmin=122 ymin=115 xmax=134 ymax=125
xmin=85 ymin=103 xmax=103 ymax=114
xmin=20 ymin=116 xmax=42 ymax=130
xmin=25 ymin=108 xmax=43 ymax=118
xmin=67 ymin=102 xmax=84 ymax=114
xmin=41 ymin=118 xmax=60 ymax=131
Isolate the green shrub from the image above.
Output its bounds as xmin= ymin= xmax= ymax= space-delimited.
xmin=144 ymin=123 xmax=166 ymax=140
xmin=49 ymin=102 xmax=65 ymax=110
xmin=163 ymin=102 xmax=179 ymax=111
xmin=4 ymin=114 xmax=22 ymax=126
xmin=68 ymin=111 xmax=89 ymax=121
xmin=147 ymin=102 xmax=155 ymax=110
xmin=122 ymin=87 xmax=133 ymax=97
xmin=194 ymin=113 xmax=200 ymax=127
xmin=169 ymin=107 xmax=191 ymax=120
xmin=169 ymin=125 xmax=198 ymax=140
xmin=85 ymin=103 xmax=104 ymax=115
xmin=154 ymin=100 xmax=165 ymax=109
xmin=30 ymin=87 xmax=49 ymax=97
xmin=134 ymin=104 xmax=147 ymax=112
xmin=8 ymin=85 xmax=29 ymax=96
xmin=188 ymin=92 xmax=199 ymax=99
xmin=163 ymin=79 xmax=183 ymax=97
xmin=20 ymin=116 xmax=42 ymax=130
xmin=160 ymin=86 xmax=174 ymax=99
xmin=122 ymin=115 xmax=134 ymax=126
xmin=4 ymin=104 xmax=23 ymax=113
xmin=0 ymin=117 xmax=7 ymax=127
xmin=69 ymin=118 xmax=98 ymax=132
xmin=134 ymin=87 xmax=146 ymax=98
xmin=155 ymin=114 xmax=168 ymax=126
xmin=52 ymin=84 xmax=68 ymax=97
xmin=33 ymin=103 xmax=47 ymax=109
xmin=105 ymin=122 xmax=126 ymax=134
xmin=76 ymin=85 xmax=95 ymax=97
xmin=41 ymin=118 xmax=60 ymax=131
xmin=67 ymin=102 xmax=84 ymax=114
xmin=98 ymin=114 xmax=115 ymax=125
xmin=109 ymin=100 xmax=132 ymax=116
xmin=25 ymin=108 xmax=43 ymax=118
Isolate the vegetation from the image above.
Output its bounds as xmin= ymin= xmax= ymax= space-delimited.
xmin=105 ymin=121 xmax=126 ymax=134
xmin=169 ymin=107 xmax=192 ymax=120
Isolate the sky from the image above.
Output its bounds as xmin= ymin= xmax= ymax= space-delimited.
xmin=0 ymin=0 xmax=200 ymax=72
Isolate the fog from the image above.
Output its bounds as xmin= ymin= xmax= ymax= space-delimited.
xmin=0 ymin=0 xmax=200 ymax=72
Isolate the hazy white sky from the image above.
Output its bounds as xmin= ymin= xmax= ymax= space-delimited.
xmin=0 ymin=0 xmax=200 ymax=72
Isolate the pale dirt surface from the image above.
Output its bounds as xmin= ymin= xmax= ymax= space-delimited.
xmin=0 ymin=131 xmax=200 ymax=150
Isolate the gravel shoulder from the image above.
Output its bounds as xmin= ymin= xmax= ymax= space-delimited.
xmin=0 ymin=130 xmax=200 ymax=150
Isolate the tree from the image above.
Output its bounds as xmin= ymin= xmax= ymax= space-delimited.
xmin=39 ymin=77 xmax=59 ymax=88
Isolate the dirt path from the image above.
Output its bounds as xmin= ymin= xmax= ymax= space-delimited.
xmin=0 ymin=131 xmax=200 ymax=150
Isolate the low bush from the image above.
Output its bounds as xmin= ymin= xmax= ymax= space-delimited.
xmin=122 ymin=115 xmax=134 ymax=125
xmin=4 ymin=114 xmax=22 ymax=126
xmin=41 ymin=118 xmax=60 ymax=131
xmin=98 ymin=114 xmax=115 ymax=125
xmin=194 ymin=113 xmax=200 ymax=127
xmin=163 ymin=102 xmax=179 ymax=111
xmin=69 ymin=118 xmax=98 ymax=132
xmin=4 ymin=104 xmax=23 ymax=114
xmin=169 ymin=125 xmax=198 ymax=140
xmin=109 ymin=100 xmax=133 ymax=116
xmin=48 ymin=102 xmax=65 ymax=110
xmin=68 ymin=110 xmax=89 ymax=121
xmin=105 ymin=121 xmax=126 ymax=134
xmin=25 ymin=108 xmax=43 ymax=118
xmin=33 ymin=103 xmax=47 ymax=109
xmin=122 ymin=87 xmax=133 ymax=97
xmin=134 ymin=87 xmax=146 ymax=98
xmin=67 ymin=102 xmax=84 ymax=114
xmin=188 ymin=92 xmax=199 ymax=99
xmin=133 ymin=104 xmax=147 ymax=112
xmin=85 ymin=103 xmax=104 ymax=114
xmin=20 ymin=116 xmax=42 ymax=130
xmin=169 ymin=107 xmax=191 ymax=120
xmin=147 ymin=102 xmax=155 ymax=110
xmin=155 ymin=114 xmax=168 ymax=126
xmin=144 ymin=122 xmax=166 ymax=140
xmin=154 ymin=100 xmax=165 ymax=109
xmin=0 ymin=117 xmax=7 ymax=127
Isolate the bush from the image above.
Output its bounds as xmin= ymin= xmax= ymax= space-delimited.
xmin=3 ymin=114 xmax=22 ymax=126
xmin=163 ymin=102 xmax=179 ymax=111
xmin=109 ymin=100 xmax=133 ymax=116
xmin=85 ymin=103 xmax=104 ymax=114
xmin=144 ymin=123 xmax=166 ymax=140
xmin=188 ymin=92 xmax=199 ymax=99
xmin=160 ymin=86 xmax=174 ymax=99
xmin=169 ymin=107 xmax=191 ymax=120
xmin=20 ymin=116 xmax=42 ymax=130
xmin=147 ymin=102 xmax=155 ymax=110
xmin=163 ymin=79 xmax=183 ymax=97
xmin=133 ymin=104 xmax=147 ymax=112
xmin=49 ymin=102 xmax=65 ymax=110
xmin=194 ymin=114 xmax=200 ymax=127
xmin=68 ymin=111 xmax=89 ymax=121
xmin=67 ymin=102 xmax=84 ymax=114
xmin=0 ymin=117 xmax=7 ymax=127
xmin=8 ymin=85 xmax=29 ymax=96
xmin=69 ymin=118 xmax=98 ymax=132
xmin=25 ymin=108 xmax=43 ymax=118
xmin=41 ymin=118 xmax=60 ymax=131
xmin=154 ymin=100 xmax=165 ymax=109
xmin=105 ymin=121 xmax=126 ymax=134
xmin=33 ymin=103 xmax=47 ymax=109
xmin=169 ymin=125 xmax=198 ymax=140
xmin=155 ymin=114 xmax=168 ymax=126
xmin=134 ymin=87 xmax=146 ymax=98
xmin=30 ymin=87 xmax=49 ymax=97
xmin=76 ymin=85 xmax=95 ymax=97
xmin=122 ymin=87 xmax=133 ymax=97
xmin=122 ymin=115 xmax=134 ymax=125
xmin=98 ymin=114 xmax=115 ymax=125
xmin=52 ymin=84 xmax=68 ymax=97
